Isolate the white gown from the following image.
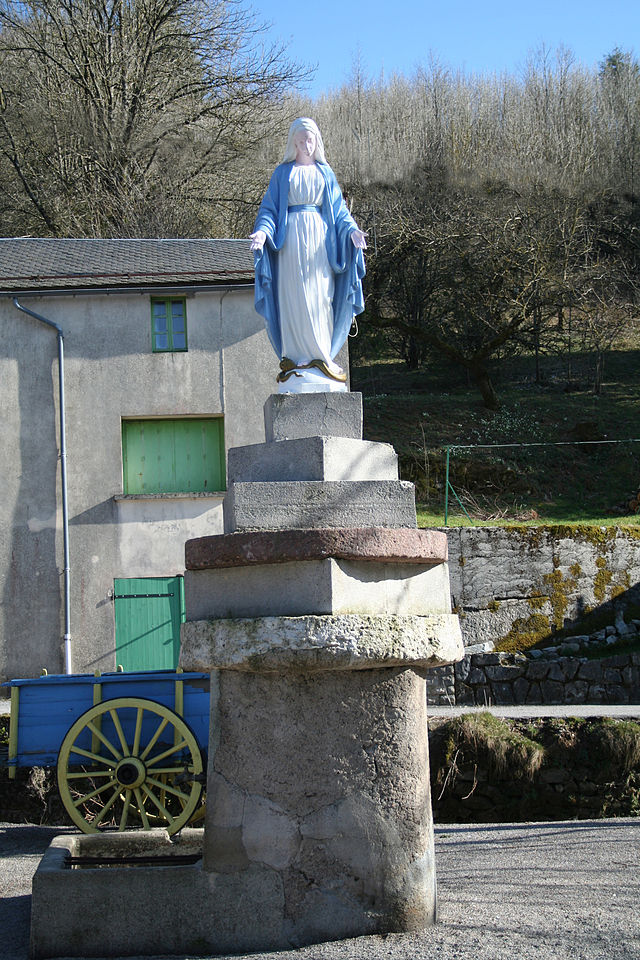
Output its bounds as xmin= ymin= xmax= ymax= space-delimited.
xmin=277 ymin=164 xmax=342 ymax=376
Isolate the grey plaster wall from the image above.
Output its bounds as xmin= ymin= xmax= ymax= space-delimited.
xmin=444 ymin=525 xmax=640 ymax=650
xmin=0 ymin=288 xmax=274 ymax=681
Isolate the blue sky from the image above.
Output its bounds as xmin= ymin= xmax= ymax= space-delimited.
xmin=256 ymin=0 xmax=640 ymax=96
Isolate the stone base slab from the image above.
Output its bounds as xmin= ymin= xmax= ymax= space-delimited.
xmin=227 ymin=436 xmax=398 ymax=483
xmin=186 ymin=527 xmax=448 ymax=570
xmin=184 ymin=557 xmax=453 ymax=619
xmin=264 ymin=391 xmax=363 ymax=441
xmin=180 ymin=612 xmax=463 ymax=673
xmin=29 ymin=831 xmax=290 ymax=959
xmin=223 ymin=480 xmax=417 ymax=533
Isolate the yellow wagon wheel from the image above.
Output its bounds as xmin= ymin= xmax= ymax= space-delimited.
xmin=57 ymin=697 xmax=203 ymax=835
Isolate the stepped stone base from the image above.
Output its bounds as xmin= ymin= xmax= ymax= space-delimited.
xmin=228 ymin=436 xmax=398 ymax=483
xmin=264 ymin=391 xmax=363 ymax=441
xmin=184 ymin=558 xmax=453 ymax=619
xmin=31 ymin=390 xmax=464 ymax=960
xmin=223 ymin=480 xmax=417 ymax=533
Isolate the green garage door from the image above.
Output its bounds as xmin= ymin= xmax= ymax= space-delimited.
xmin=114 ymin=576 xmax=185 ymax=672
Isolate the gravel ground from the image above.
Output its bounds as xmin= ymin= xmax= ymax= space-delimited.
xmin=1 ymin=818 xmax=639 ymax=960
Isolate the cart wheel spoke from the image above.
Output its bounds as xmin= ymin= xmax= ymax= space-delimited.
xmin=86 ymin=720 xmax=122 ymax=762
xmin=109 ymin=707 xmax=131 ymax=757
xmin=119 ymin=790 xmax=132 ymax=831
xmin=57 ymin=697 xmax=204 ymax=835
xmin=66 ymin=769 xmax=115 ymax=780
xmin=132 ymin=706 xmax=144 ymax=756
xmin=72 ymin=778 xmax=118 ymax=809
xmin=141 ymin=783 xmax=174 ymax=824
xmin=146 ymin=739 xmax=190 ymax=767
xmin=149 ymin=766 xmax=196 ymax=776
xmin=139 ymin=717 xmax=169 ymax=762
xmin=92 ymin=785 xmax=122 ymax=826
xmin=146 ymin=775 xmax=191 ymax=803
xmin=67 ymin=745 xmax=117 ymax=767
xmin=133 ymin=787 xmax=151 ymax=830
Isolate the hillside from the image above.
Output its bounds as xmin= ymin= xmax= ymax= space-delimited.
xmin=351 ymin=340 xmax=640 ymax=526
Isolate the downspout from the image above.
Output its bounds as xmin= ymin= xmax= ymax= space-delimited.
xmin=13 ymin=298 xmax=72 ymax=674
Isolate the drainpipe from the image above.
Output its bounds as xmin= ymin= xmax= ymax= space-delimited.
xmin=13 ymin=298 xmax=72 ymax=674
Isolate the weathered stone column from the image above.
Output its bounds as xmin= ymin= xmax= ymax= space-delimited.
xmin=180 ymin=392 xmax=463 ymax=951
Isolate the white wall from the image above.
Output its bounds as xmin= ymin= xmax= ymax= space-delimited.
xmin=0 ymin=286 xmax=275 ymax=679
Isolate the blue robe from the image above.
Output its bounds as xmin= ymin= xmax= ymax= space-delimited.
xmin=253 ymin=161 xmax=365 ymax=361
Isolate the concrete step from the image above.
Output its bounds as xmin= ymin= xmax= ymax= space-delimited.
xmin=223 ymin=480 xmax=417 ymax=533
xmin=227 ymin=436 xmax=398 ymax=483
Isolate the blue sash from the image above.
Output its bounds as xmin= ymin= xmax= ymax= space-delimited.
xmin=288 ymin=203 xmax=321 ymax=214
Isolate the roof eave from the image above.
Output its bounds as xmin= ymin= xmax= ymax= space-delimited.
xmin=0 ymin=279 xmax=255 ymax=298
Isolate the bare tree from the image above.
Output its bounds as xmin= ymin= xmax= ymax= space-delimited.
xmin=0 ymin=0 xmax=307 ymax=235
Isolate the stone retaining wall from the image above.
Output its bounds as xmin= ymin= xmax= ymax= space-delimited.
xmin=444 ymin=525 xmax=640 ymax=651
xmin=427 ymin=650 xmax=640 ymax=706
xmin=429 ymin=715 xmax=640 ymax=823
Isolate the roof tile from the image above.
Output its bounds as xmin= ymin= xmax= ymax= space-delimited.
xmin=0 ymin=238 xmax=254 ymax=292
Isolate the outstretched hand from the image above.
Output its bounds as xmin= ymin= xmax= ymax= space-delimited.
xmin=351 ymin=229 xmax=367 ymax=250
xmin=250 ymin=230 xmax=266 ymax=252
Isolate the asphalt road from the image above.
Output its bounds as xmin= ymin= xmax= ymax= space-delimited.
xmin=1 ymin=818 xmax=639 ymax=960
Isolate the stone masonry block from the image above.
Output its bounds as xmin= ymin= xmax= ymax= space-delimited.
xmin=227 ymin=436 xmax=398 ymax=483
xmin=186 ymin=527 xmax=448 ymax=571
xmin=223 ymin=480 xmax=417 ymax=533
xmin=180 ymin=613 xmax=464 ymax=673
xmin=264 ymin=392 xmax=363 ymax=442
xmin=184 ymin=557 xmax=453 ymax=620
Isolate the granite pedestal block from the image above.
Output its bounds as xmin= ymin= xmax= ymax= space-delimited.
xmin=264 ymin=391 xmax=363 ymax=441
xmin=184 ymin=558 xmax=453 ymax=619
xmin=223 ymin=480 xmax=417 ymax=533
xmin=228 ymin=436 xmax=398 ymax=483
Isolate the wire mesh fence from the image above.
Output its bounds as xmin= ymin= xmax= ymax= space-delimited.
xmin=429 ymin=438 xmax=640 ymax=525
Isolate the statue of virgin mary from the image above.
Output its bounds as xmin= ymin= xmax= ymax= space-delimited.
xmin=250 ymin=118 xmax=366 ymax=393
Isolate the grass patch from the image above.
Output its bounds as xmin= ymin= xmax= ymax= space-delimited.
xmin=416 ymin=508 xmax=640 ymax=528
xmin=352 ymin=344 xmax=640 ymax=526
xmin=591 ymin=719 xmax=640 ymax=776
xmin=430 ymin=715 xmax=640 ymax=822
xmin=438 ymin=711 xmax=545 ymax=788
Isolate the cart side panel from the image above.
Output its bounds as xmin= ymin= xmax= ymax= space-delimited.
xmin=4 ymin=671 xmax=210 ymax=768
xmin=9 ymin=681 xmax=95 ymax=767
xmin=85 ymin=675 xmax=209 ymax=749
xmin=180 ymin=679 xmax=210 ymax=750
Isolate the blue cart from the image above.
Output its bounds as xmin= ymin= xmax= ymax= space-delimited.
xmin=3 ymin=669 xmax=210 ymax=835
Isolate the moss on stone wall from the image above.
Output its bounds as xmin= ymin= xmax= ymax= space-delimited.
xmin=494 ymin=613 xmax=551 ymax=652
xmin=462 ymin=525 xmax=640 ymax=653
xmin=542 ymin=568 xmax=577 ymax=630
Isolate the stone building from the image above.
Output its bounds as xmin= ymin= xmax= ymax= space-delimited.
xmin=0 ymin=238 xmax=274 ymax=682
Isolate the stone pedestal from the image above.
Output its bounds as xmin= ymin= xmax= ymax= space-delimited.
xmin=29 ymin=392 xmax=463 ymax=960
xmin=179 ymin=391 xmax=463 ymax=951
xmin=205 ymin=668 xmax=434 ymax=944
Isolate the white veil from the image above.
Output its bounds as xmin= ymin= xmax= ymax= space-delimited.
xmin=282 ymin=117 xmax=327 ymax=163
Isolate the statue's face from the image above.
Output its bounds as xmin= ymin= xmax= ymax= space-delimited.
xmin=293 ymin=129 xmax=316 ymax=161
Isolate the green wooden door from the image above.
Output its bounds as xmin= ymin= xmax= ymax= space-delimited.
xmin=114 ymin=576 xmax=185 ymax=671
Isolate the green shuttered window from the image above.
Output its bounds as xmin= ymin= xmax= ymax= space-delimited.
xmin=151 ymin=297 xmax=187 ymax=352
xmin=122 ymin=418 xmax=225 ymax=494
